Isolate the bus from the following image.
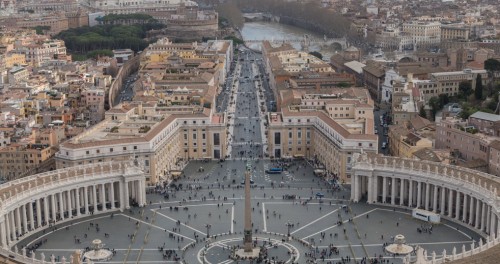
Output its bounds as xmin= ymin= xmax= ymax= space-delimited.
xmin=412 ymin=208 xmax=440 ymax=223
xmin=265 ymin=168 xmax=283 ymax=174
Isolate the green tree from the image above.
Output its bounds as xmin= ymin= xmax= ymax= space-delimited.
xmin=485 ymin=59 xmax=500 ymax=96
xmin=428 ymin=97 xmax=440 ymax=118
xmin=475 ymin=74 xmax=483 ymax=100
xmin=419 ymin=105 xmax=427 ymax=118
xmin=309 ymin=51 xmax=323 ymax=60
xmin=458 ymin=81 xmax=472 ymax=100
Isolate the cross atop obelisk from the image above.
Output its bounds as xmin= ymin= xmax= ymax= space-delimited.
xmin=243 ymin=161 xmax=253 ymax=252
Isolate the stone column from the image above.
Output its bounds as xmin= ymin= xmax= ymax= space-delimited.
xmin=140 ymin=180 xmax=146 ymax=206
xmin=469 ymin=196 xmax=475 ymax=225
xmin=28 ymin=202 xmax=34 ymax=230
xmin=110 ymin=182 xmax=115 ymax=209
xmin=36 ymin=199 xmax=42 ymax=228
xmin=92 ymin=185 xmax=98 ymax=212
xmin=399 ymin=179 xmax=405 ymax=206
xmin=8 ymin=212 xmax=14 ymax=241
xmin=440 ymin=187 xmax=446 ymax=214
xmin=66 ymin=190 xmax=72 ymax=217
xmin=455 ymin=191 xmax=460 ymax=220
xmin=490 ymin=212 xmax=496 ymax=236
xmin=433 ymin=185 xmax=438 ymax=212
xmin=424 ymin=183 xmax=430 ymax=211
xmin=130 ymin=181 xmax=136 ymax=200
xmin=0 ymin=218 xmax=7 ymax=248
xmin=481 ymin=202 xmax=487 ymax=231
xmin=21 ymin=205 xmax=27 ymax=233
xmin=367 ymin=175 xmax=374 ymax=203
xmin=84 ymin=186 xmax=89 ymax=214
xmin=15 ymin=208 xmax=21 ymax=235
xmin=391 ymin=177 xmax=396 ymax=205
xmin=486 ymin=206 xmax=491 ymax=234
xmin=75 ymin=188 xmax=81 ymax=216
xmin=475 ymin=199 xmax=481 ymax=229
xmin=51 ymin=194 xmax=57 ymax=221
xmin=448 ymin=189 xmax=453 ymax=218
xmin=58 ymin=192 xmax=65 ymax=220
xmin=124 ymin=181 xmax=130 ymax=209
xmin=101 ymin=184 xmax=107 ymax=211
xmin=373 ymin=175 xmax=378 ymax=203
xmin=417 ymin=181 xmax=422 ymax=208
xmin=119 ymin=181 xmax=125 ymax=210
xmin=44 ymin=197 xmax=49 ymax=225
xmin=462 ymin=194 xmax=468 ymax=222
xmin=408 ymin=180 xmax=413 ymax=207
xmin=382 ymin=177 xmax=387 ymax=203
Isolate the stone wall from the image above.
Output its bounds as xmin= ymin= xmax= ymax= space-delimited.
xmin=107 ymin=54 xmax=141 ymax=109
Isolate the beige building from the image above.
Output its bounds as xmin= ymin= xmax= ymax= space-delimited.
xmin=0 ymin=144 xmax=55 ymax=180
xmin=441 ymin=24 xmax=470 ymax=41
xmin=56 ymin=103 xmax=227 ymax=184
xmin=435 ymin=116 xmax=494 ymax=164
xmin=401 ymin=21 xmax=441 ymax=47
xmin=414 ymin=69 xmax=488 ymax=101
xmin=488 ymin=140 xmax=500 ymax=177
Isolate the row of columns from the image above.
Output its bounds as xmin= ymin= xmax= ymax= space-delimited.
xmin=0 ymin=179 xmax=146 ymax=248
xmin=352 ymin=174 xmax=499 ymax=236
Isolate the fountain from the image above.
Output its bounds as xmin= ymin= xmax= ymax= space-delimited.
xmin=385 ymin=234 xmax=414 ymax=255
xmin=83 ymin=239 xmax=113 ymax=261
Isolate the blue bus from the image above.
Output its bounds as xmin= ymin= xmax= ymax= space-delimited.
xmin=265 ymin=168 xmax=283 ymax=174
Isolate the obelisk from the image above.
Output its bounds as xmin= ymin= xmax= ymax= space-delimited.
xmin=243 ymin=162 xmax=253 ymax=252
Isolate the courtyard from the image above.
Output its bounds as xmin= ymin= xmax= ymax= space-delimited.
xmin=18 ymin=160 xmax=481 ymax=264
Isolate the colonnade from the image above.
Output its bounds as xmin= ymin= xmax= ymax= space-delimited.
xmin=352 ymin=175 xmax=499 ymax=236
xmin=351 ymin=154 xmax=500 ymax=239
xmin=0 ymin=162 xmax=147 ymax=249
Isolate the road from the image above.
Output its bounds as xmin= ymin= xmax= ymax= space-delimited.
xmin=115 ymin=72 xmax=138 ymax=104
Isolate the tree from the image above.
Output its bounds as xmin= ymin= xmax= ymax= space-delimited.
xmin=458 ymin=81 xmax=472 ymax=100
xmin=485 ymin=59 xmax=500 ymax=96
xmin=419 ymin=105 xmax=427 ymax=118
xmin=428 ymin=97 xmax=440 ymax=118
xmin=475 ymin=74 xmax=483 ymax=100
xmin=309 ymin=51 xmax=323 ymax=60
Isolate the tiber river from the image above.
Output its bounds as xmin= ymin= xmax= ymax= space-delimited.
xmin=240 ymin=21 xmax=336 ymax=59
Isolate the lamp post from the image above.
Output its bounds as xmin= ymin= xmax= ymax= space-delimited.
xmin=286 ymin=221 xmax=293 ymax=237
xmin=205 ymin=224 xmax=211 ymax=238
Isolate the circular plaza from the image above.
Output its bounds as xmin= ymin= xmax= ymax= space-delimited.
xmin=12 ymin=159 xmax=484 ymax=264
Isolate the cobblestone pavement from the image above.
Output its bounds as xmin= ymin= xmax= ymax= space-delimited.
xmin=19 ymin=160 xmax=481 ymax=264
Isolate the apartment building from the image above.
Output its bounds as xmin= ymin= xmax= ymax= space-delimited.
xmin=414 ymin=69 xmax=488 ymax=101
xmin=435 ymin=115 xmax=494 ymax=163
xmin=401 ymin=21 xmax=441 ymax=47
xmin=0 ymin=143 xmax=55 ymax=180
xmin=14 ymin=39 xmax=67 ymax=67
xmin=441 ymin=24 xmax=470 ymax=41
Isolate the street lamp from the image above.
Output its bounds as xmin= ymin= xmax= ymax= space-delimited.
xmin=205 ymin=224 xmax=211 ymax=238
xmin=286 ymin=221 xmax=293 ymax=237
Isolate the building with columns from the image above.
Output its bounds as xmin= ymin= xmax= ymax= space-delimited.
xmin=0 ymin=161 xmax=146 ymax=250
xmin=352 ymin=153 xmax=500 ymax=239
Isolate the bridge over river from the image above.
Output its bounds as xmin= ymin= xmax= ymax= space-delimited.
xmin=244 ymin=36 xmax=348 ymax=51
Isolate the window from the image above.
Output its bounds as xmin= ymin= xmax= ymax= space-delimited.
xmin=134 ymin=146 xmax=137 ymax=150
xmin=110 ymin=148 xmax=113 ymax=152
xmin=193 ymin=133 xmax=197 ymax=140
xmin=96 ymin=149 xmax=100 ymax=154
xmin=86 ymin=151 xmax=89 ymax=155
xmin=213 ymin=133 xmax=220 ymax=146
xmin=274 ymin=132 xmax=281 ymax=145
xmin=123 ymin=147 xmax=127 ymax=151
xmin=202 ymin=133 xmax=206 ymax=140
